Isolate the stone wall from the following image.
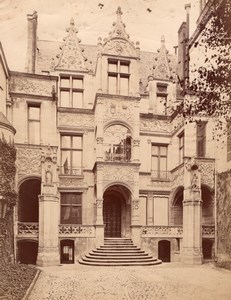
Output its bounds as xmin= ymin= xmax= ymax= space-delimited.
xmin=217 ymin=171 xmax=231 ymax=262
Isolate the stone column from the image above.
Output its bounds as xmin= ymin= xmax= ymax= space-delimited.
xmin=95 ymin=164 xmax=104 ymax=246
xmin=182 ymin=158 xmax=203 ymax=264
xmin=37 ymin=146 xmax=59 ymax=266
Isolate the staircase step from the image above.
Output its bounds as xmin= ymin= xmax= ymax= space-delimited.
xmin=78 ymin=258 xmax=162 ymax=267
xmin=86 ymin=254 xmax=152 ymax=260
xmin=78 ymin=238 xmax=162 ymax=267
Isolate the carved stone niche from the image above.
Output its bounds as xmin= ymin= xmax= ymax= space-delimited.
xmin=41 ymin=146 xmax=58 ymax=195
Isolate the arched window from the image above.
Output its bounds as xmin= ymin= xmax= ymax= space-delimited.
xmin=104 ymin=125 xmax=132 ymax=162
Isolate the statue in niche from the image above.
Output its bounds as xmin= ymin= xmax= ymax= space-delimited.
xmin=45 ymin=168 xmax=53 ymax=185
xmin=191 ymin=173 xmax=199 ymax=190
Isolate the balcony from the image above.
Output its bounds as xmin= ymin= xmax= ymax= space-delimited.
xmin=17 ymin=222 xmax=39 ymax=238
xmin=104 ymin=151 xmax=131 ymax=163
xmin=59 ymin=224 xmax=95 ymax=237
xmin=59 ymin=166 xmax=83 ymax=176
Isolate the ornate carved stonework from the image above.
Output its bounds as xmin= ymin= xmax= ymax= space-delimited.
xmin=96 ymin=199 xmax=103 ymax=209
xmin=10 ymin=75 xmax=55 ymax=97
xmin=202 ymin=225 xmax=215 ymax=237
xmin=99 ymin=7 xmax=139 ymax=58
xmin=140 ymin=118 xmax=171 ymax=133
xmin=54 ymin=18 xmax=89 ymax=71
xmin=142 ymin=226 xmax=183 ymax=237
xmin=16 ymin=146 xmax=41 ymax=178
xmin=153 ymin=36 xmax=172 ymax=80
xmin=59 ymin=224 xmax=95 ymax=237
xmin=132 ymin=200 xmax=139 ymax=210
xmin=103 ymin=100 xmax=134 ymax=125
xmin=17 ymin=222 xmax=39 ymax=236
xmin=102 ymin=164 xmax=134 ymax=183
xmin=171 ymin=164 xmax=184 ymax=189
xmin=59 ymin=176 xmax=84 ymax=187
xmin=198 ymin=160 xmax=215 ymax=188
xmin=58 ymin=113 xmax=95 ymax=128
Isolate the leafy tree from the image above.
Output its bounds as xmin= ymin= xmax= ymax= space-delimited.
xmin=179 ymin=0 xmax=231 ymax=124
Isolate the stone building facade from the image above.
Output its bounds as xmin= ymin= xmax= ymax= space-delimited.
xmin=0 ymin=5 xmax=218 ymax=266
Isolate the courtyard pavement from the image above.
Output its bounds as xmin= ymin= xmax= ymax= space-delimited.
xmin=28 ymin=262 xmax=231 ymax=300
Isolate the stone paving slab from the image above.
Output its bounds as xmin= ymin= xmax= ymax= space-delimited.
xmin=28 ymin=263 xmax=231 ymax=300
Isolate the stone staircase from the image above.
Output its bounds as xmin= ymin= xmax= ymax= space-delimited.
xmin=78 ymin=238 xmax=162 ymax=266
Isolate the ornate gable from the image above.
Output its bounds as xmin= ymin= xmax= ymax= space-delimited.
xmin=98 ymin=7 xmax=140 ymax=58
xmin=153 ymin=36 xmax=172 ymax=80
xmin=52 ymin=18 xmax=89 ymax=71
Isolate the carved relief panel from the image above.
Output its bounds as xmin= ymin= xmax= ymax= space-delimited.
xmin=16 ymin=146 xmax=41 ymax=179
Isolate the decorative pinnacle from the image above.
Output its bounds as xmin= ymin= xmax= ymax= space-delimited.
xmin=70 ymin=18 xmax=75 ymax=27
xmin=116 ymin=6 xmax=123 ymax=16
xmin=161 ymin=35 xmax=165 ymax=45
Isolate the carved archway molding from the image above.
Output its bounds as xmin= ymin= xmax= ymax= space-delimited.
xmin=103 ymin=120 xmax=133 ymax=135
xmin=17 ymin=175 xmax=41 ymax=188
xmin=103 ymin=181 xmax=133 ymax=196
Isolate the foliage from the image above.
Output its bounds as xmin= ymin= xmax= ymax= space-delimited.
xmin=0 ymin=263 xmax=37 ymax=300
xmin=0 ymin=136 xmax=17 ymax=208
xmin=179 ymin=0 xmax=231 ymax=123
xmin=216 ymin=261 xmax=231 ymax=271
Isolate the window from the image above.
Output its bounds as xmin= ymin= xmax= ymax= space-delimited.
xmin=196 ymin=122 xmax=206 ymax=157
xmin=108 ymin=60 xmax=130 ymax=95
xmin=156 ymin=83 xmax=168 ymax=115
xmin=28 ymin=104 xmax=40 ymax=144
xmin=103 ymin=125 xmax=132 ymax=162
xmin=60 ymin=76 xmax=83 ymax=108
xmin=179 ymin=132 xmax=184 ymax=164
xmin=151 ymin=144 xmax=168 ymax=179
xmin=227 ymin=120 xmax=231 ymax=161
xmin=61 ymin=135 xmax=82 ymax=175
xmin=60 ymin=193 xmax=82 ymax=224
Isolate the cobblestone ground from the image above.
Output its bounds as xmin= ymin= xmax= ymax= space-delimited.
xmin=28 ymin=263 xmax=231 ymax=300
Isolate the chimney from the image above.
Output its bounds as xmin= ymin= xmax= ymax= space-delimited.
xmin=26 ymin=11 xmax=38 ymax=73
xmin=176 ymin=4 xmax=191 ymax=94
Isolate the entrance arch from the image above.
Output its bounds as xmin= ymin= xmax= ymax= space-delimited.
xmin=18 ymin=178 xmax=41 ymax=222
xmin=103 ymin=185 xmax=131 ymax=238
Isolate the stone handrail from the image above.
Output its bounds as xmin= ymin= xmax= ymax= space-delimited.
xmin=59 ymin=224 xmax=96 ymax=237
xmin=141 ymin=226 xmax=183 ymax=238
xmin=17 ymin=222 xmax=39 ymax=236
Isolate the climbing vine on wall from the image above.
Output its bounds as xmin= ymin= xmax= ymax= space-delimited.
xmin=217 ymin=170 xmax=231 ymax=261
xmin=0 ymin=136 xmax=17 ymax=208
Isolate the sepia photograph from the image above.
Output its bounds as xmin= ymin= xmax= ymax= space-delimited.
xmin=0 ymin=0 xmax=231 ymax=299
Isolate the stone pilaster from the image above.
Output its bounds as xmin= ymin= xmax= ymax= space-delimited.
xmin=147 ymin=193 xmax=153 ymax=225
xmin=37 ymin=146 xmax=59 ymax=266
xmin=182 ymin=158 xmax=203 ymax=264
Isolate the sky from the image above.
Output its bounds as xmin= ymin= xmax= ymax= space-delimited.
xmin=0 ymin=0 xmax=199 ymax=71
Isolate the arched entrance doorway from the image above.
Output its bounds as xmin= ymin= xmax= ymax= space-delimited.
xmin=18 ymin=178 xmax=41 ymax=222
xmin=158 ymin=240 xmax=171 ymax=262
xmin=202 ymin=239 xmax=213 ymax=260
xmin=103 ymin=185 xmax=131 ymax=238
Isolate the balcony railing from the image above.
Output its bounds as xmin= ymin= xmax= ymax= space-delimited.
xmin=151 ymin=170 xmax=170 ymax=181
xmin=59 ymin=166 xmax=83 ymax=176
xmin=142 ymin=226 xmax=183 ymax=237
xmin=17 ymin=222 xmax=39 ymax=236
xmin=202 ymin=225 xmax=215 ymax=237
xmin=59 ymin=224 xmax=95 ymax=237
xmin=104 ymin=152 xmax=131 ymax=162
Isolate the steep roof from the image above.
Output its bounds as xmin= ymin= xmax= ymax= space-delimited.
xmin=36 ymin=39 xmax=177 ymax=89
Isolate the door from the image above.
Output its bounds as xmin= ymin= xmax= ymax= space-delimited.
xmin=158 ymin=240 xmax=171 ymax=262
xmin=103 ymin=198 xmax=121 ymax=237
xmin=60 ymin=240 xmax=74 ymax=264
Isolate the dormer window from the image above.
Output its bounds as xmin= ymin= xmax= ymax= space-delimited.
xmin=60 ymin=75 xmax=83 ymax=108
xmin=156 ymin=82 xmax=168 ymax=115
xmin=108 ymin=59 xmax=130 ymax=95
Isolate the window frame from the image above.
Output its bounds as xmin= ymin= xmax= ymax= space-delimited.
xmin=196 ymin=122 xmax=206 ymax=158
xmin=108 ymin=59 xmax=130 ymax=96
xmin=151 ymin=144 xmax=168 ymax=180
xmin=60 ymin=192 xmax=82 ymax=225
xmin=178 ymin=131 xmax=185 ymax=164
xmin=59 ymin=75 xmax=84 ymax=108
xmin=60 ymin=135 xmax=83 ymax=175
xmin=28 ymin=103 xmax=41 ymax=145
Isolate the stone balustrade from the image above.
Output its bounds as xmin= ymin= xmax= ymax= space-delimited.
xmin=17 ymin=222 xmax=39 ymax=237
xmin=59 ymin=224 xmax=96 ymax=237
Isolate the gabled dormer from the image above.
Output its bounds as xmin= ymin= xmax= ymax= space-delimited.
xmin=96 ymin=7 xmax=140 ymax=96
xmin=51 ymin=18 xmax=89 ymax=72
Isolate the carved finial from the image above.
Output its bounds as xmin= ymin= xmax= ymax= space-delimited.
xmin=161 ymin=35 xmax=165 ymax=46
xmin=116 ymin=6 xmax=123 ymax=16
xmin=70 ymin=17 xmax=75 ymax=27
